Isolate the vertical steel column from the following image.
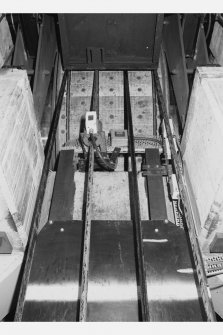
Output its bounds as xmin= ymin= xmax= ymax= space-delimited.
xmin=79 ymin=143 xmax=94 ymax=321
xmin=91 ymin=69 xmax=99 ymax=116
xmin=66 ymin=70 xmax=71 ymax=141
xmin=124 ymin=71 xmax=149 ymax=321
xmin=14 ymin=70 xmax=68 ymax=321
xmin=152 ymin=71 xmax=157 ymax=136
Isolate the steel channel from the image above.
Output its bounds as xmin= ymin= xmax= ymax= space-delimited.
xmin=66 ymin=70 xmax=71 ymax=141
xmin=152 ymin=14 xmax=164 ymax=65
xmin=79 ymin=144 xmax=94 ymax=321
xmin=14 ymin=70 xmax=68 ymax=321
xmin=91 ymin=69 xmax=99 ymax=115
xmin=124 ymin=70 xmax=150 ymax=321
xmin=152 ymin=71 xmax=157 ymax=136
xmin=153 ymin=69 xmax=216 ymax=321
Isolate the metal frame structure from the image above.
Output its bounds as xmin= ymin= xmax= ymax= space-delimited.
xmin=13 ymin=68 xmax=217 ymax=322
xmin=58 ymin=14 xmax=164 ymax=71
xmin=10 ymin=13 xmax=216 ymax=320
xmin=14 ymin=70 xmax=68 ymax=321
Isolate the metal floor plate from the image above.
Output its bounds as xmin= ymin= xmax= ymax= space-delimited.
xmin=21 ymin=220 xmax=205 ymax=321
xmin=87 ymin=220 xmax=139 ymax=321
xmin=22 ymin=221 xmax=82 ymax=321
xmin=143 ymin=220 xmax=205 ymax=321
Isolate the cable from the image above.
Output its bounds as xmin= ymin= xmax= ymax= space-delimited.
xmin=90 ymin=133 xmax=118 ymax=171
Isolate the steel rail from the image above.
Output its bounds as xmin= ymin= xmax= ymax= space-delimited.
xmin=79 ymin=142 xmax=94 ymax=321
xmin=153 ymin=69 xmax=216 ymax=322
xmin=78 ymin=69 xmax=98 ymax=321
xmin=14 ymin=70 xmax=68 ymax=321
xmin=124 ymin=70 xmax=150 ymax=321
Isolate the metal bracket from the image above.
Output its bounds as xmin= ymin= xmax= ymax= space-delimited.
xmin=80 ymin=130 xmax=107 ymax=152
xmin=86 ymin=47 xmax=104 ymax=65
xmin=142 ymin=148 xmax=168 ymax=221
xmin=142 ymin=164 xmax=172 ymax=176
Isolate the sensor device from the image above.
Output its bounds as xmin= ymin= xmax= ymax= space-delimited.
xmin=110 ymin=129 xmax=128 ymax=147
xmin=86 ymin=111 xmax=97 ymax=134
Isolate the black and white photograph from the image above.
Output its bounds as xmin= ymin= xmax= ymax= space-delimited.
xmin=0 ymin=1 xmax=222 ymax=331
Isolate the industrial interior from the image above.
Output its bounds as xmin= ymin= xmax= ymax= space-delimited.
xmin=0 ymin=13 xmax=223 ymax=322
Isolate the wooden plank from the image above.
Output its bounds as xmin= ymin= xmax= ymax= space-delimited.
xmin=14 ymin=71 xmax=68 ymax=322
xmin=183 ymin=161 xmax=202 ymax=236
xmin=182 ymin=67 xmax=223 ymax=248
xmin=73 ymin=171 xmax=149 ymax=221
xmin=0 ymin=69 xmax=44 ymax=247
xmin=154 ymin=70 xmax=216 ymax=321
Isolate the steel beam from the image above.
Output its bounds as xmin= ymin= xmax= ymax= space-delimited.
xmin=124 ymin=70 xmax=149 ymax=321
xmin=66 ymin=70 xmax=71 ymax=141
xmin=163 ymin=14 xmax=189 ymax=127
xmin=79 ymin=144 xmax=94 ymax=321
